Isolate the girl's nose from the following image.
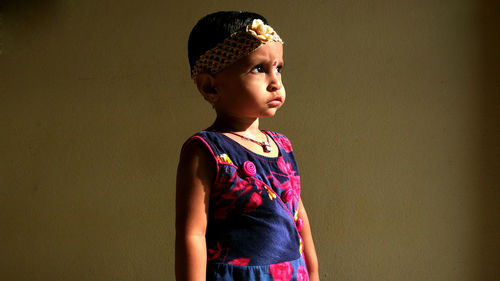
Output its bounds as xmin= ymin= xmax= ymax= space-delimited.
xmin=267 ymin=71 xmax=282 ymax=91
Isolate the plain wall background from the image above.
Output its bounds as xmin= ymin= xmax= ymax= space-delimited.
xmin=1 ymin=0 xmax=498 ymax=280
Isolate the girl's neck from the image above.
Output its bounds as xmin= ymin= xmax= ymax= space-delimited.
xmin=208 ymin=115 xmax=261 ymax=135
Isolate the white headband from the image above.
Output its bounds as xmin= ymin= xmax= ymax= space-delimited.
xmin=191 ymin=19 xmax=283 ymax=79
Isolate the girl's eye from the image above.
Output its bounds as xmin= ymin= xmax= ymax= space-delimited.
xmin=251 ymin=65 xmax=265 ymax=73
xmin=276 ymin=65 xmax=283 ymax=73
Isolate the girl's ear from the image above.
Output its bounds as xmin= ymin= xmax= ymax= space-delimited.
xmin=195 ymin=73 xmax=219 ymax=105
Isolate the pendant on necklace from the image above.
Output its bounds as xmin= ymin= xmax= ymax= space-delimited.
xmin=262 ymin=141 xmax=272 ymax=153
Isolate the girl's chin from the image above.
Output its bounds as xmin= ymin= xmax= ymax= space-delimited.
xmin=260 ymin=110 xmax=279 ymax=118
xmin=214 ymin=108 xmax=280 ymax=119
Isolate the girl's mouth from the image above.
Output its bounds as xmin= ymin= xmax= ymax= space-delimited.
xmin=267 ymin=97 xmax=283 ymax=107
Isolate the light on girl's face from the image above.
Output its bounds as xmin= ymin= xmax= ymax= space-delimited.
xmin=211 ymin=42 xmax=286 ymax=119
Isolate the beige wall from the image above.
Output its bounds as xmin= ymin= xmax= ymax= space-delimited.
xmin=1 ymin=0 xmax=498 ymax=280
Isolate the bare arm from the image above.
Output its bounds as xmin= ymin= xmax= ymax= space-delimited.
xmin=298 ymin=198 xmax=320 ymax=281
xmin=175 ymin=140 xmax=215 ymax=281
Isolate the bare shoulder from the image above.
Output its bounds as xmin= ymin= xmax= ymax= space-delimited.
xmin=177 ymin=137 xmax=216 ymax=192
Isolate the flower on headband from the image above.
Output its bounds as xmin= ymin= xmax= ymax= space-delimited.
xmin=246 ymin=19 xmax=276 ymax=42
xmin=191 ymin=19 xmax=282 ymax=78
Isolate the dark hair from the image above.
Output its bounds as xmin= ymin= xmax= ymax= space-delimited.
xmin=188 ymin=11 xmax=268 ymax=75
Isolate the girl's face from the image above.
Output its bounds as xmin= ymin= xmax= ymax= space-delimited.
xmin=212 ymin=42 xmax=285 ymax=119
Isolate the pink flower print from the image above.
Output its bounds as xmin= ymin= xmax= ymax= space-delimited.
xmin=212 ymin=174 xmax=235 ymax=198
xmin=208 ymin=241 xmax=226 ymax=261
xmin=297 ymin=266 xmax=309 ymax=281
xmin=227 ymin=257 xmax=250 ymax=266
xmin=220 ymin=190 xmax=238 ymax=200
xmin=275 ymin=136 xmax=293 ymax=152
xmin=276 ymin=157 xmax=300 ymax=199
xmin=268 ymin=174 xmax=283 ymax=190
xmin=269 ymin=261 xmax=293 ymax=281
xmin=232 ymin=178 xmax=252 ymax=192
xmin=244 ymin=192 xmax=262 ymax=213
xmin=277 ymin=157 xmax=293 ymax=175
xmin=253 ymin=179 xmax=266 ymax=192
xmin=272 ymin=164 xmax=301 ymax=206
xmin=288 ymin=174 xmax=301 ymax=203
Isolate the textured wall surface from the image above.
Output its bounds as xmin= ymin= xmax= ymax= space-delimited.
xmin=1 ymin=0 xmax=498 ymax=280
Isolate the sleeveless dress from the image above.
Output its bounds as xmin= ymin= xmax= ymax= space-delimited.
xmin=182 ymin=130 xmax=309 ymax=281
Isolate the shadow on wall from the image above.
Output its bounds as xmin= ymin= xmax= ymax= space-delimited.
xmin=480 ymin=0 xmax=500 ymax=280
xmin=0 ymin=0 xmax=57 ymax=13
xmin=0 ymin=0 xmax=59 ymax=36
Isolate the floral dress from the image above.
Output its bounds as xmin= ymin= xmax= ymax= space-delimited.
xmin=182 ymin=130 xmax=309 ymax=281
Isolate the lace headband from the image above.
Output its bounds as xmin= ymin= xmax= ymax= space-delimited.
xmin=191 ymin=19 xmax=283 ymax=79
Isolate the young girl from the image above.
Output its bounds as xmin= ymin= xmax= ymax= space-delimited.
xmin=176 ymin=11 xmax=319 ymax=281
